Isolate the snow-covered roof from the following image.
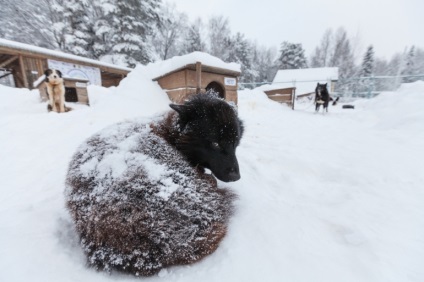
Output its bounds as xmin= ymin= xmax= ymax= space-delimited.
xmin=0 ymin=38 xmax=132 ymax=73
xmin=146 ymin=52 xmax=241 ymax=80
xmin=272 ymin=67 xmax=339 ymax=95
xmin=254 ymin=83 xmax=295 ymax=92
xmin=273 ymin=67 xmax=339 ymax=83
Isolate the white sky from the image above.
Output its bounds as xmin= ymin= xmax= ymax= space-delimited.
xmin=172 ymin=0 xmax=424 ymax=61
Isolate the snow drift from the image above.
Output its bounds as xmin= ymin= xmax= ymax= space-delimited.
xmin=1 ymin=72 xmax=424 ymax=282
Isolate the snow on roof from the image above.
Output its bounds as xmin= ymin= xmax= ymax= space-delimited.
xmin=271 ymin=67 xmax=339 ymax=95
xmin=143 ymin=52 xmax=241 ymax=80
xmin=273 ymin=67 xmax=339 ymax=83
xmin=0 ymin=38 xmax=132 ymax=73
xmin=254 ymin=83 xmax=295 ymax=92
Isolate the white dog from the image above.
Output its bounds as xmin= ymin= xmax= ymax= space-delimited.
xmin=44 ymin=69 xmax=70 ymax=113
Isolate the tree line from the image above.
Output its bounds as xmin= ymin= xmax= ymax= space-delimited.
xmin=1 ymin=0 xmax=423 ymax=91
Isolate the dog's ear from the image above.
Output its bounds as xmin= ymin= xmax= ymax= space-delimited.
xmin=170 ymin=104 xmax=196 ymax=129
xmin=170 ymin=104 xmax=190 ymax=116
xmin=44 ymin=69 xmax=51 ymax=82
xmin=56 ymin=70 xmax=63 ymax=78
xmin=325 ymin=83 xmax=327 ymax=86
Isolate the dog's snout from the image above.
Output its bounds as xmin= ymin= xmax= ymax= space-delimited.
xmin=227 ymin=171 xmax=240 ymax=182
xmin=226 ymin=166 xmax=240 ymax=182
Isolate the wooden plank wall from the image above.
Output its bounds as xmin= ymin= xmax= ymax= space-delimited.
xmin=23 ymin=57 xmax=47 ymax=89
xmin=264 ymin=87 xmax=295 ymax=109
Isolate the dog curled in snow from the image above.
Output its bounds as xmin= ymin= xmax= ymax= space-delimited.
xmin=44 ymin=69 xmax=71 ymax=113
xmin=315 ymin=83 xmax=338 ymax=112
xmin=65 ymin=93 xmax=243 ymax=276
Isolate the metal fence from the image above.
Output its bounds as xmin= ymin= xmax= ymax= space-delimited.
xmin=239 ymin=74 xmax=424 ymax=101
xmin=333 ymin=74 xmax=424 ymax=99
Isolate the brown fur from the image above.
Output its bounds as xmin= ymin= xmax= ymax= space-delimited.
xmin=66 ymin=113 xmax=236 ymax=276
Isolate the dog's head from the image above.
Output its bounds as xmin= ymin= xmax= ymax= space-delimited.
xmin=44 ymin=69 xmax=63 ymax=85
xmin=316 ymin=83 xmax=328 ymax=95
xmin=170 ymin=94 xmax=244 ymax=182
xmin=315 ymin=83 xmax=328 ymax=100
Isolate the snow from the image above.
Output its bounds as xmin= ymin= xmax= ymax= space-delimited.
xmin=271 ymin=67 xmax=339 ymax=95
xmin=1 ymin=58 xmax=424 ymax=282
xmin=0 ymin=38 xmax=132 ymax=72
xmin=32 ymin=74 xmax=46 ymax=88
xmin=142 ymin=51 xmax=241 ymax=80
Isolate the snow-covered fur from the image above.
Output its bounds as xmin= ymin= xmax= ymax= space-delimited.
xmin=65 ymin=94 xmax=243 ymax=276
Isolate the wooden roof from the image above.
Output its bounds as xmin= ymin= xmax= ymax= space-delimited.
xmin=0 ymin=39 xmax=132 ymax=76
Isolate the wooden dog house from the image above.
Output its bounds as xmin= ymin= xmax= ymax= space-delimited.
xmin=0 ymin=38 xmax=131 ymax=90
xmin=152 ymin=60 xmax=241 ymax=104
xmin=255 ymin=84 xmax=296 ymax=109
xmin=35 ymin=77 xmax=90 ymax=105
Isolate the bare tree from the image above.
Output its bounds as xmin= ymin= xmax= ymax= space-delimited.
xmin=310 ymin=29 xmax=332 ymax=67
xmin=152 ymin=4 xmax=188 ymax=60
xmin=207 ymin=15 xmax=232 ymax=59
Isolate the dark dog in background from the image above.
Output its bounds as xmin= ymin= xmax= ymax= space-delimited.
xmin=66 ymin=93 xmax=243 ymax=276
xmin=315 ymin=83 xmax=338 ymax=112
xmin=44 ymin=69 xmax=71 ymax=113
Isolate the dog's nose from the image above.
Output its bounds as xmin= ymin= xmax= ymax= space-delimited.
xmin=228 ymin=171 xmax=240 ymax=182
xmin=53 ymin=75 xmax=57 ymax=78
xmin=226 ymin=167 xmax=240 ymax=182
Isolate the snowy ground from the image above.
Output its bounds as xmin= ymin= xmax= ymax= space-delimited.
xmin=1 ymin=70 xmax=424 ymax=282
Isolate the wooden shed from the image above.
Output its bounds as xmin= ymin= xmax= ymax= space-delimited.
xmin=272 ymin=67 xmax=338 ymax=96
xmin=265 ymin=87 xmax=296 ymax=109
xmin=152 ymin=58 xmax=241 ymax=104
xmin=0 ymin=38 xmax=131 ymax=90
xmin=255 ymin=84 xmax=296 ymax=109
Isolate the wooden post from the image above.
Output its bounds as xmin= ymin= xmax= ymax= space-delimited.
xmin=195 ymin=61 xmax=202 ymax=93
xmin=292 ymin=88 xmax=295 ymax=110
xmin=18 ymin=55 xmax=29 ymax=88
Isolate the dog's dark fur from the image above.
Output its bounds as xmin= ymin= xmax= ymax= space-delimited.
xmin=167 ymin=94 xmax=243 ymax=182
xmin=315 ymin=83 xmax=337 ymax=113
xmin=65 ymin=94 xmax=243 ymax=276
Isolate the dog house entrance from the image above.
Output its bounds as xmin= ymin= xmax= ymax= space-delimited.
xmin=206 ymin=81 xmax=225 ymax=99
xmin=65 ymin=87 xmax=78 ymax=102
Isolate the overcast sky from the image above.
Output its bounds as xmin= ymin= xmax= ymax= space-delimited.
xmin=172 ymin=0 xmax=424 ymax=61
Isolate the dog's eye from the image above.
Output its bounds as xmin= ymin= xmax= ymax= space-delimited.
xmin=211 ymin=142 xmax=220 ymax=150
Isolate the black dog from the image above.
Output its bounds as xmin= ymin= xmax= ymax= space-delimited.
xmin=66 ymin=93 xmax=243 ymax=276
xmin=169 ymin=94 xmax=243 ymax=182
xmin=315 ymin=83 xmax=337 ymax=113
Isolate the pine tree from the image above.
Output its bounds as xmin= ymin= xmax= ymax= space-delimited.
xmin=276 ymin=41 xmax=307 ymax=69
xmin=62 ymin=0 xmax=93 ymax=57
xmin=360 ymin=45 xmax=375 ymax=77
xmin=401 ymin=46 xmax=417 ymax=82
xmin=111 ymin=0 xmax=161 ymax=67
xmin=91 ymin=0 xmax=117 ymax=59
xmin=415 ymin=47 xmax=424 ymax=78
xmin=358 ymin=45 xmax=375 ymax=94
